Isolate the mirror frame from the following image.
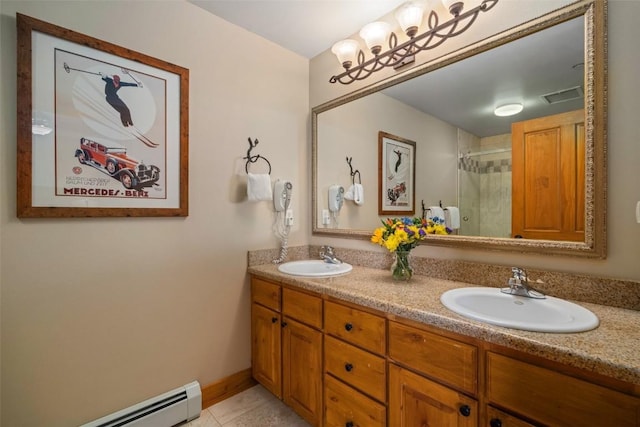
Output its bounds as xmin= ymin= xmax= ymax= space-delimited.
xmin=312 ymin=0 xmax=607 ymax=258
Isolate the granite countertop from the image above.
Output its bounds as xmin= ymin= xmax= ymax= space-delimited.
xmin=248 ymin=263 xmax=640 ymax=387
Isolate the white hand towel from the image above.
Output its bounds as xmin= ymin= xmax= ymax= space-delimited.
xmin=344 ymin=184 xmax=364 ymax=206
xmin=427 ymin=206 xmax=445 ymax=221
xmin=353 ymin=183 xmax=364 ymax=205
xmin=444 ymin=206 xmax=460 ymax=229
xmin=247 ymin=173 xmax=273 ymax=202
xmin=344 ymin=185 xmax=355 ymax=200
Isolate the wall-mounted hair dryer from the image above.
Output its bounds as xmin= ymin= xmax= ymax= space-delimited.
xmin=328 ymin=185 xmax=344 ymax=213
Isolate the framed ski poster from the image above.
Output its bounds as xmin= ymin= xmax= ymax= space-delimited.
xmin=16 ymin=14 xmax=189 ymax=217
xmin=378 ymin=131 xmax=416 ymax=216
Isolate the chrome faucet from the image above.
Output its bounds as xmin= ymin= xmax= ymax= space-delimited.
xmin=319 ymin=245 xmax=342 ymax=264
xmin=501 ymin=267 xmax=545 ymax=299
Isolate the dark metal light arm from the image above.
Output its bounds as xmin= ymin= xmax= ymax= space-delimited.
xmin=329 ymin=0 xmax=499 ymax=84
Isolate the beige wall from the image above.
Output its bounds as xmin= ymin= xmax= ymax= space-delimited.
xmin=310 ymin=0 xmax=640 ymax=282
xmin=0 ymin=1 xmax=308 ymax=426
xmin=317 ymin=91 xmax=457 ymax=231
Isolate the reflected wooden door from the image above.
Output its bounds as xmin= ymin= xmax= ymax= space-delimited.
xmin=512 ymin=110 xmax=585 ymax=241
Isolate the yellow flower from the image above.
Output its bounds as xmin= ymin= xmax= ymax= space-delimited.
xmin=394 ymin=228 xmax=408 ymax=242
xmin=384 ymin=234 xmax=400 ymax=252
xmin=371 ymin=227 xmax=384 ymax=244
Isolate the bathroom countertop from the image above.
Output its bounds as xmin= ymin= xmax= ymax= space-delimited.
xmin=248 ymin=263 xmax=640 ymax=387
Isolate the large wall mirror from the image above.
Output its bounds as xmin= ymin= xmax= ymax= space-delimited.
xmin=312 ymin=0 xmax=606 ymax=258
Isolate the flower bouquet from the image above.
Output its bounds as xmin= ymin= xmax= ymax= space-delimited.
xmin=371 ymin=216 xmax=449 ymax=281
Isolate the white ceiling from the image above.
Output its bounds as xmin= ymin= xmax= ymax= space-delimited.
xmin=188 ymin=1 xmax=586 ymax=137
xmin=189 ymin=0 xmax=407 ymax=58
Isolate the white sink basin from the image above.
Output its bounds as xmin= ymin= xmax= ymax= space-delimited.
xmin=278 ymin=260 xmax=353 ymax=277
xmin=440 ymin=287 xmax=599 ymax=333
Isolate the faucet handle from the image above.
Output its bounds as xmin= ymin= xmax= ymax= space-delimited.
xmin=320 ymin=245 xmax=334 ymax=255
xmin=511 ymin=267 xmax=527 ymax=281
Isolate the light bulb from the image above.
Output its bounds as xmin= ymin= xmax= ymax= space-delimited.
xmin=395 ymin=1 xmax=425 ymax=38
xmin=494 ymin=103 xmax=523 ymax=117
xmin=359 ymin=22 xmax=392 ymax=55
xmin=331 ymin=39 xmax=360 ymax=70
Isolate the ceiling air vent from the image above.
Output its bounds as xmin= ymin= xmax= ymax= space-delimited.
xmin=540 ymin=86 xmax=584 ymax=104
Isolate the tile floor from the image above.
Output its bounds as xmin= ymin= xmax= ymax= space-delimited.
xmin=182 ymin=385 xmax=311 ymax=427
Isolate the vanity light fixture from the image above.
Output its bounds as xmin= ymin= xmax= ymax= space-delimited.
xmin=494 ymin=103 xmax=523 ymax=117
xmin=330 ymin=0 xmax=499 ymax=84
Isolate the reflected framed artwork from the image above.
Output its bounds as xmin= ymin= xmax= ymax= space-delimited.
xmin=17 ymin=14 xmax=189 ymax=217
xmin=378 ymin=131 xmax=416 ymax=216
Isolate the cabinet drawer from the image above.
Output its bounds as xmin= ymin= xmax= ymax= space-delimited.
xmin=282 ymin=287 xmax=322 ymax=329
xmin=324 ymin=374 xmax=386 ymax=427
xmin=388 ymin=321 xmax=477 ymax=395
xmin=251 ymin=277 xmax=280 ymax=311
xmin=486 ymin=406 xmax=536 ymax=427
xmin=324 ymin=301 xmax=385 ymax=355
xmin=324 ymin=335 xmax=386 ymax=402
xmin=487 ymin=352 xmax=640 ymax=427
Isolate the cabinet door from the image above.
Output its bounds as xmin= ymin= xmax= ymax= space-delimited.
xmin=251 ymin=303 xmax=282 ymax=398
xmin=389 ymin=364 xmax=477 ymax=427
xmin=283 ymin=317 xmax=323 ymax=426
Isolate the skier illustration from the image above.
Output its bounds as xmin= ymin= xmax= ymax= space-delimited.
xmin=100 ymin=73 xmax=140 ymax=127
xmin=62 ymin=61 xmax=158 ymax=148
xmin=394 ymin=149 xmax=403 ymax=172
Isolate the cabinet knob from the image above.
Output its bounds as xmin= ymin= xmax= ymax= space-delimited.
xmin=344 ymin=363 xmax=353 ymax=372
xmin=344 ymin=323 xmax=353 ymax=331
xmin=459 ymin=405 xmax=471 ymax=417
xmin=281 ymin=321 xmax=288 ymax=327
xmin=345 ymin=422 xmax=354 ymax=427
xmin=271 ymin=317 xmax=278 ymax=323
xmin=490 ymin=419 xmax=502 ymax=427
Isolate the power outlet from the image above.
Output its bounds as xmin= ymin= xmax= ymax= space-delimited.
xmin=636 ymin=201 xmax=640 ymax=224
xmin=285 ymin=209 xmax=294 ymax=226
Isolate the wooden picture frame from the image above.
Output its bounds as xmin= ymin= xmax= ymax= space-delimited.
xmin=378 ymin=131 xmax=416 ymax=216
xmin=16 ymin=14 xmax=189 ymax=217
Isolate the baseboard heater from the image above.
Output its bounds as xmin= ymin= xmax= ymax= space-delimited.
xmin=81 ymin=381 xmax=201 ymax=427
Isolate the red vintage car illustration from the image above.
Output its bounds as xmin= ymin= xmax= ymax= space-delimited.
xmin=74 ymin=137 xmax=160 ymax=189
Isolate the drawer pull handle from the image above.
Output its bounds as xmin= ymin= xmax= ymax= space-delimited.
xmin=281 ymin=321 xmax=288 ymax=327
xmin=271 ymin=317 xmax=278 ymax=323
xmin=344 ymin=323 xmax=353 ymax=331
xmin=345 ymin=422 xmax=354 ymax=427
xmin=344 ymin=363 xmax=353 ymax=372
xmin=459 ymin=405 xmax=471 ymax=417
xmin=490 ymin=419 xmax=502 ymax=427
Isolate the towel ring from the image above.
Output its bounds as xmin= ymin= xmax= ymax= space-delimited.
xmin=244 ymin=137 xmax=272 ymax=174
xmin=346 ymin=157 xmax=361 ymax=185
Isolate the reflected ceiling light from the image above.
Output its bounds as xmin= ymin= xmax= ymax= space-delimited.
xmin=330 ymin=0 xmax=499 ymax=84
xmin=31 ymin=118 xmax=52 ymax=135
xmin=494 ymin=103 xmax=523 ymax=117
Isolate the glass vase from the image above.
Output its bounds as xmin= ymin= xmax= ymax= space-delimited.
xmin=391 ymin=249 xmax=413 ymax=281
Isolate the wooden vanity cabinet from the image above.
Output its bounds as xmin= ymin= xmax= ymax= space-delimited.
xmin=388 ymin=320 xmax=480 ymax=426
xmin=251 ymin=275 xmax=640 ymax=427
xmin=251 ymin=278 xmax=282 ymax=398
xmin=485 ymin=352 xmax=640 ymax=427
xmin=251 ymin=278 xmax=323 ymax=426
xmin=323 ymin=300 xmax=387 ymax=427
